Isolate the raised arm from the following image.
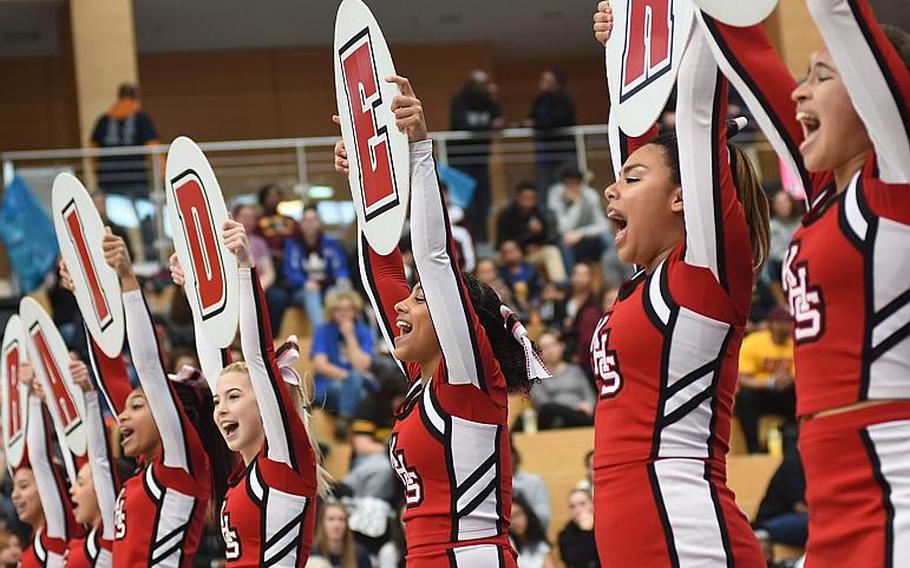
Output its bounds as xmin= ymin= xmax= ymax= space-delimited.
xmin=25 ymin=393 xmax=75 ymax=542
xmin=403 ymin=81 xmax=502 ymax=393
xmin=221 ymin=219 xmax=314 ymax=471
xmin=695 ymin=10 xmax=832 ymax=200
xmin=70 ymin=357 xmax=119 ymax=542
xmin=104 ymin=232 xmax=196 ymax=473
xmin=676 ymin=26 xmax=752 ymax=299
xmin=807 ymin=0 xmax=910 ymax=184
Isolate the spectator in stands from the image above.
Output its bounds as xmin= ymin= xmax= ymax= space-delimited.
xmin=575 ymin=450 xmax=594 ymax=492
xmin=749 ymin=275 xmax=779 ymax=331
xmin=475 ymin=258 xmax=515 ymax=311
xmin=766 ymin=190 xmax=802 ymax=283
xmin=91 ymin=190 xmax=135 ymax=260
xmin=754 ymin=450 xmax=808 ymax=549
xmin=564 ymin=263 xmax=604 ymax=377
xmin=599 ymin=224 xmax=633 ymax=289
xmin=312 ymin=502 xmax=372 ymax=568
xmin=537 ymin=281 xmax=567 ymax=330
xmin=310 ymin=290 xmax=373 ymax=439
xmin=548 ymin=165 xmax=609 ymax=269
xmin=443 ymin=187 xmax=477 ymax=272
xmin=531 ymin=331 xmax=596 ymax=429
xmin=375 ymin=506 xmax=406 ymax=568
xmin=284 ymin=205 xmax=351 ymax=327
xmin=499 ymin=239 xmax=542 ymax=311
xmin=496 ymin=181 xmax=567 ymax=283
xmin=558 ymin=489 xmax=600 ymax=568
xmin=510 ymin=493 xmax=557 ymax=568
xmin=344 ymin=357 xmax=406 ymax=502
xmin=511 ymin=443 xmax=552 ymax=531
xmin=256 ymin=183 xmax=299 ymax=265
xmin=527 ymin=69 xmax=577 ymax=194
xmin=449 ymin=70 xmax=504 ymax=242
xmin=90 ymin=83 xmax=159 ymax=198
xmin=736 ymin=307 xmax=797 ymax=454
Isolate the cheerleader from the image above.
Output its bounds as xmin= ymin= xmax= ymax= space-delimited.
xmin=589 ymin=4 xmax=767 ymax=566
xmin=168 ymin=220 xmax=321 ymax=567
xmin=16 ymin=362 xmax=83 ymax=568
xmin=333 ymin=75 xmax=549 ymax=568
xmin=101 ymin=232 xmax=231 ymax=567
xmin=694 ymin=2 xmax=910 ymax=566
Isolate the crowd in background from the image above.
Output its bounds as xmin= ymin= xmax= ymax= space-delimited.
xmin=0 ymin=70 xmax=810 ymax=568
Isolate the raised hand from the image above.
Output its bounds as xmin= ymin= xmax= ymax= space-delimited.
xmin=59 ymin=259 xmax=76 ymax=293
xmin=69 ymin=355 xmax=94 ymax=393
xmin=594 ymin=1 xmax=615 ymax=46
xmin=388 ymin=75 xmax=428 ymax=142
xmin=222 ymin=219 xmax=253 ymax=269
xmin=19 ymin=361 xmax=35 ymax=393
xmin=102 ymin=228 xmax=133 ymax=280
xmin=169 ymin=252 xmax=186 ymax=287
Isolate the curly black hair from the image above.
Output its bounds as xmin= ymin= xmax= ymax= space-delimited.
xmin=461 ymin=272 xmax=537 ymax=395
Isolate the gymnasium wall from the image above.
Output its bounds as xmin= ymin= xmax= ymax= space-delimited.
xmin=0 ymin=43 xmax=607 ymax=152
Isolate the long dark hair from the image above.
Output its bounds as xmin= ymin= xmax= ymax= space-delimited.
xmin=171 ymin=381 xmax=235 ymax=519
xmin=462 ymin=272 xmax=536 ymax=394
xmin=648 ymin=132 xmax=770 ymax=274
xmin=510 ymin=492 xmax=550 ymax=552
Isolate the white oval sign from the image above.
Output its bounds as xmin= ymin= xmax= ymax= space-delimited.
xmin=334 ymin=0 xmax=410 ymax=256
xmin=691 ymin=0 xmax=777 ymax=27
xmin=52 ymin=173 xmax=124 ymax=358
xmin=1 ymin=316 xmax=29 ymax=472
xmin=165 ymin=136 xmax=239 ymax=349
xmin=19 ymin=297 xmax=86 ymax=475
xmin=606 ymin=0 xmax=695 ymax=136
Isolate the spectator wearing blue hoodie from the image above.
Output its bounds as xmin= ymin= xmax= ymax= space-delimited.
xmin=281 ymin=204 xmax=351 ymax=328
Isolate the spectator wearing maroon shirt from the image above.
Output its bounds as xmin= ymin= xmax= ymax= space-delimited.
xmin=563 ymin=263 xmax=603 ymax=377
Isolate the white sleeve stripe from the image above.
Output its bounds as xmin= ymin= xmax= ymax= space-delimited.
xmin=122 ymin=291 xmax=190 ymax=473
xmin=677 ymin=27 xmax=727 ymax=287
xmin=807 ymin=0 xmax=910 ymax=184
xmin=84 ymin=391 xmax=118 ymax=540
xmin=696 ymin=11 xmax=814 ymax=202
xmin=239 ymin=268 xmax=296 ymax=469
xmin=409 ymin=141 xmax=485 ymax=390
xmin=26 ymin=397 xmax=68 ymax=540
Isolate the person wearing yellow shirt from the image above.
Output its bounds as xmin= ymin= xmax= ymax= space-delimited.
xmin=736 ymin=307 xmax=797 ymax=454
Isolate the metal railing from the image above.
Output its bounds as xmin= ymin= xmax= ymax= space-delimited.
xmin=0 ymin=124 xmax=771 ymax=268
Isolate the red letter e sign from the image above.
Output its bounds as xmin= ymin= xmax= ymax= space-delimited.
xmin=339 ymin=29 xmax=401 ymax=221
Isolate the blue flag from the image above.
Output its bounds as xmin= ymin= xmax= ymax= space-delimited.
xmin=0 ymin=176 xmax=59 ymax=292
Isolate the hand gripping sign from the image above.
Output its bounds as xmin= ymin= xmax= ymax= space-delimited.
xmin=606 ymin=0 xmax=695 ymax=136
xmin=52 ymin=173 xmax=124 ymax=358
xmin=690 ymin=0 xmax=778 ymax=27
xmin=165 ymin=136 xmax=239 ymax=349
xmin=19 ymin=298 xmax=84 ymax=482
xmin=2 ymin=316 xmax=29 ymax=474
xmin=334 ymin=0 xmax=410 ymax=255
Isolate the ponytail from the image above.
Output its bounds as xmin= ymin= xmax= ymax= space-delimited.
xmin=728 ymin=144 xmax=770 ymax=274
xmin=461 ymin=272 xmax=538 ymax=395
xmin=649 ymin=132 xmax=770 ymax=276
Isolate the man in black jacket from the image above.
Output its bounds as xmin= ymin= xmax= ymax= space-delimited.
xmin=449 ymin=70 xmax=504 ymax=242
xmin=494 ymin=181 xmax=566 ymax=283
xmin=528 ymin=69 xmax=577 ymax=194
